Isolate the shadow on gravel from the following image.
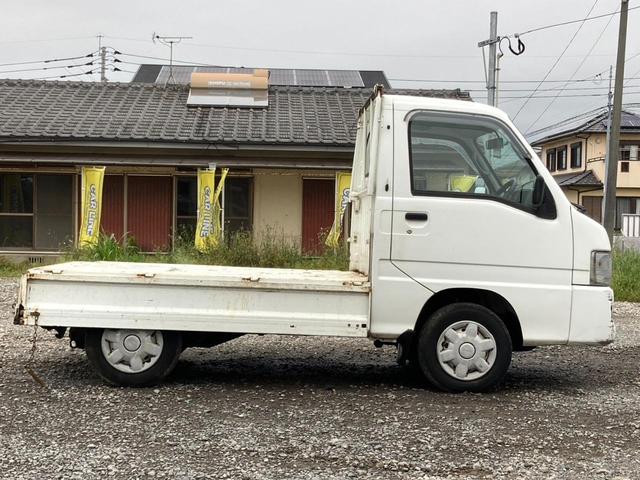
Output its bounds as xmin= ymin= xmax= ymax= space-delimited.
xmin=24 ymin=342 xmax=640 ymax=394
xmin=159 ymin=347 xmax=637 ymax=394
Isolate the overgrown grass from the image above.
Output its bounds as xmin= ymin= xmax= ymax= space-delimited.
xmin=64 ymin=233 xmax=143 ymax=262
xmin=63 ymin=231 xmax=350 ymax=271
xmin=165 ymin=231 xmax=350 ymax=270
xmin=612 ymin=249 xmax=640 ymax=302
xmin=0 ymin=258 xmax=32 ymax=277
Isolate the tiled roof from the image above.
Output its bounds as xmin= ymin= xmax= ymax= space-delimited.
xmin=0 ymin=79 xmax=469 ymax=148
xmin=584 ymin=110 xmax=640 ymax=131
xmin=530 ymin=109 xmax=640 ymax=146
xmin=553 ymin=169 xmax=602 ymax=187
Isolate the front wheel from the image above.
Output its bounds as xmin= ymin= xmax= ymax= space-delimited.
xmin=86 ymin=329 xmax=182 ymax=386
xmin=417 ymin=303 xmax=512 ymax=393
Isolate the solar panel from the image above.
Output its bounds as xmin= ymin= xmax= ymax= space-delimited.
xmin=294 ymin=70 xmax=330 ymax=86
xmin=328 ymin=70 xmax=364 ymax=87
xmin=269 ymin=69 xmax=295 ymax=85
xmin=155 ymin=66 xmax=364 ymax=87
xmin=156 ymin=66 xmax=195 ymax=84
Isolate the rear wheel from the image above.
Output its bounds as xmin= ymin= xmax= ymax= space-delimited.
xmin=86 ymin=329 xmax=182 ymax=386
xmin=417 ymin=303 xmax=512 ymax=392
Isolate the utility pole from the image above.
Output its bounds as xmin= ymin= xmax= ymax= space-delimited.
xmin=495 ymin=49 xmax=503 ymax=107
xmin=604 ymin=65 xmax=613 ymax=179
xmin=478 ymin=11 xmax=499 ymax=106
xmin=602 ymin=0 xmax=629 ymax=242
xmin=100 ymin=46 xmax=107 ymax=82
xmin=96 ymin=34 xmax=107 ymax=82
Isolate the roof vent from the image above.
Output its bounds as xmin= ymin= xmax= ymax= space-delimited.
xmin=187 ymin=69 xmax=269 ymax=107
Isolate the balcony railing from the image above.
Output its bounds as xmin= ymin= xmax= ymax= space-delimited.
xmin=622 ymin=214 xmax=640 ymax=237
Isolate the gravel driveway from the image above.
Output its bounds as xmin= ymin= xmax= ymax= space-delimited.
xmin=1 ymin=277 xmax=638 ymax=479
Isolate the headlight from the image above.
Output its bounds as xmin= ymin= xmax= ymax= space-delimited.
xmin=590 ymin=250 xmax=612 ymax=286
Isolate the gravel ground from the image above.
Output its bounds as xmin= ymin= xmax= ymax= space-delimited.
xmin=1 ymin=278 xmax=639 ymax=480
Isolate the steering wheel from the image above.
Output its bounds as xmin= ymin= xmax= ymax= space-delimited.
xmin=495 ymin=178 xmax=515 ymax=197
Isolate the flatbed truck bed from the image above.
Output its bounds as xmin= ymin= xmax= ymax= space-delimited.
xmin=16 ymin=261 xmax=370 ymax=337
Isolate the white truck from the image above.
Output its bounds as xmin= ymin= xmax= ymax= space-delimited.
xmin=14 ymin=90 xmax=615 ymax=392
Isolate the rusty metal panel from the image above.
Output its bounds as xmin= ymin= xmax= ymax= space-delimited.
xmin=302 ymin=178 xmax=335 ymax=254
xmin=101 ymin=175 xmax=124 ymax=240
xmin=126 ymin=176 xmax=172 ymax=252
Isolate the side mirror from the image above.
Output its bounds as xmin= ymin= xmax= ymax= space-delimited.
xmin=532 ymin=175 xmax=546 ymax=208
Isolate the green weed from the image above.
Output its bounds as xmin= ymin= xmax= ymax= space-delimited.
xmin=612 ymin=249 xmax=640 ymax=302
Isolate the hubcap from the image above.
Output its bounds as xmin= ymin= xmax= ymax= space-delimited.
xmin=436 ymin=321 xmax=497 ymax=381
xmin=458 ymin=342 xmax=476 ymax=359
xmin=101 ymin=329 xmax=164 ymax=374
xmin=123 ymin=334 xmax=142 ymax=352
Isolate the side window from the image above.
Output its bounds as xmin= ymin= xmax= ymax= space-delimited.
xmin=570 ymin=142 xmax=582 ymax=168
xmin=557 ymin=146 xmax=567 ymax=170
xmin=546 ymin=149 xmax=556 ymax=172
xmin=409 ymin=112 xmax=541 ymax=212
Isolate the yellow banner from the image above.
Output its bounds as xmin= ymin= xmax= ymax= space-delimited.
xmin=325 ymin=172 xmax=351 ymax=248
xmin=195 ymin=167 xmax=229 ymax=252
xmin=79 ymin=166 xmax=105 ymax=247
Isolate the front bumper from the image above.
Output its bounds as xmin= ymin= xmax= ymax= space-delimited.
xmin=568 ymin=286 xmax=615 ymax=345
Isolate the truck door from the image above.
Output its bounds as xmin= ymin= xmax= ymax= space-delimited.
xmin=390 ymin=108 xmax=574 ymax=345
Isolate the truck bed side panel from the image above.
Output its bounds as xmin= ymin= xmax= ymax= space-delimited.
xmin=19 ymin=263 xmax=370 ymax=337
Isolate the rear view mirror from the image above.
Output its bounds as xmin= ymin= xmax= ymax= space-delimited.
xmin=486 ymin=137 xmax=505 ymax=150
xmin=532 ymin=175 xmax=546 ymax=208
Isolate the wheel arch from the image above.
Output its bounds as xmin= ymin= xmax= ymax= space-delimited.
xmin=415 ymin=288 xmax=524 ymax=350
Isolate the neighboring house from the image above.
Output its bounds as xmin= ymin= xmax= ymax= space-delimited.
xmin=0 ymin=67 xmax=469 ymax=260
xmin=531 ymin=109 xmax=640 ymax=229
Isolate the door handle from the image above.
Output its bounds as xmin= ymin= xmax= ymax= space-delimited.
xmin=405 ymin=212 xmax=428 ymax=221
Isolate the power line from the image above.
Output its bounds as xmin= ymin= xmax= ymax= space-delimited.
xmin=0 ymin=53 xmax=96 ymax=68
xmin=505 ymin=50 xmax=640 ymax=112
xmin=28 ymin=69 xmax=100 ymax=80
xmin=0 ymin=61 xmax=97 ymax=75
xmin=576 ymin=50 xmax=640 ymax=83
xmin=112 ymin=68 xmax=137 ymax=74
xmin=524 ymin=3 xmax=615 ymax=133
xmin=389 ymin=76 xmax=640 ymax=84
xmin=512 ymin=4 xmax=640 ymax=37
xmin=526 ymin=106 xmax=608 ymax=136
xmin=512 ymin=0 xmax=600 ymax=121
xmin=103 ymin=34 xmax=626 ymax=59
xmin=499 ymin=90 xmax=640 ymax=99
xmin=463 ymin=84 xmax=640 ymax=92
xmin=114 ymin=51 xmax=210 ymax=66
xmin=0 ymin=36 xmax=95 ymax=45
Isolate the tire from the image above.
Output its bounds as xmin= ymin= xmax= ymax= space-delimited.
xmin=416 ymin=303 xmax=512 ymax=393
xmin=85 ymin=329 xmax=182 ymax=387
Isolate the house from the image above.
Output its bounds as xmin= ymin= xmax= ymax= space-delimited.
xmin=530 ymin=109 xmax=640 ymax=229
xmin=0 ymin=66 xmax=469 ymax=260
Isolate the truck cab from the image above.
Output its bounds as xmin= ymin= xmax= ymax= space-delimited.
xmin=15 ymin=89 xmax=614 ymax=392
xmin=349 ymin=90 xmax=613 ymax=390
